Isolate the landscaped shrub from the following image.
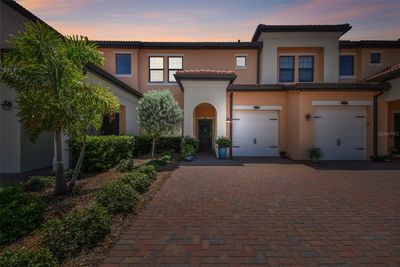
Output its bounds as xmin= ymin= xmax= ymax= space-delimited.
xmin=96 ymin=181 xmax=139 ymax=213
xmin=181 ymin=136 xmax=199 ymax=150
xmin=42 ymin=205 xmax=111 ymax=262
xmin=0 ymin=248 xmax=57 ymax=267
xmin=0 ymin=185 xmax=46 ymax=244
xmin=22 ymin=176 xmax=55 ymax=192
xmin=68 ymin=135 xmax=135 ymax=172
xmin=64 ymin=168 xmax=75 ymax=181
xmin=116 ymin=158 xmax=134 ymax=172
xmin=121 ymin=171 xmax=152 ymax=194
xmin=159 ymin=154 xmax=172 ymax=163
xmin=136 ymin=164 xmax=157 ymax=180
xmin=133 ymin=136 xmax=182 ymax=155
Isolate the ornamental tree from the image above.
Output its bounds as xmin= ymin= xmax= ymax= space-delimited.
xmin=0 ymin=21 xmax=119 ymax=194
xmin=137 ymin=90 xmax=183 ymax=159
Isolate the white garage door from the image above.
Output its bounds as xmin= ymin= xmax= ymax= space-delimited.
xmin=314 ymin=106 xmax=367 ymax=160
xmin=232 ymin=110 xmax=279 ymax=156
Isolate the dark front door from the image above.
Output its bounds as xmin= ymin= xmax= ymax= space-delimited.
xmin=395 ymin=113 xmax=400 ymax=153
xmin=198 ymin=119 xmax=212 ymax=150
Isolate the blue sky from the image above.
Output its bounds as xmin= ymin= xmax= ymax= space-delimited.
xmin=18 ymin=0 xmax=400 ymax=41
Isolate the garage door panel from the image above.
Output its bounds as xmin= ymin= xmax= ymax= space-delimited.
xmin=314 ymin=106 xmax=366 ymax=160
xmin=232 ymin=110 xmax=278 ymax=156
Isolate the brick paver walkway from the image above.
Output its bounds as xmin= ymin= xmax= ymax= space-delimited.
xmin=102 ymin=157 xmax=400 ymax=266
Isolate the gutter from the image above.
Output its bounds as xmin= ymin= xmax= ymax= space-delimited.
xmin=373 ymin=90 xmax=385 ymax=158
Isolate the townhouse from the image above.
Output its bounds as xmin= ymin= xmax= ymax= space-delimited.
xmin=1 ymin=0 xmax=400 ymax=176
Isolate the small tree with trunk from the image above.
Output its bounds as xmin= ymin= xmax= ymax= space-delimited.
xmin=137 ymin=90 xmax=182 ymax=159
xmin=0 ymin=21 xmax=119 ymax=194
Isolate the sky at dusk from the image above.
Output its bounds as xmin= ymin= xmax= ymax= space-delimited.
xmin=17 ymin=0 xmax=400 ymax=41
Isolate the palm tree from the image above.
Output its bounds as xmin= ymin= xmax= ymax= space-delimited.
xmin=0 ymin=22 xmax=106 ymax=194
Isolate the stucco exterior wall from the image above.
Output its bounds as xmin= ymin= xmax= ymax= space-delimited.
xmin=258 ymin=32 xmax=341 ymax=83
xmin=99 ymin=48 xmax=258 ymax=106
xmin=183 ymin=80 xmax=228 ymax=145
xmin=20 ymin=128 xmax=53 ymax=172
xmin=1 ymin=2 xmax=28 ymax=48
xmin=0 ymin=83 xmax=21 ymax=173
xmin=359 ymin=48 xmax=400 ymax=80
xmin=387 ymin=100 xmax=400 ymax=152
xmin=86 ymin=72 xmax=140 ymax=135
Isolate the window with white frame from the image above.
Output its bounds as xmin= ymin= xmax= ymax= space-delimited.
xmin=149 ymin=56 xmax=164 ymax=82
xmin=339 ymin=55 xmax=354 ymax=76
xmin=115 ymin=53 xmax=131 ymax=75
xmin=279 ymin=56 xmax=294 ymax=82
xmin=168 ymin=57 xmax=183 ymax=82
xmin=298 ymin=56 xmax=314 ymax=82
xmin=236 ymin=56 xmax=246 ymax=68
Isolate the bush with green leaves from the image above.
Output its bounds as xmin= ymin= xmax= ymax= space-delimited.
xmin=181 ymin=136 xmax=199 ymax=150
xmin=159 ymin=154 xmax=172 ymax=163
xmin=308 ymin=147 xmax=323 ymax=162
xmin=215 ymin=136 xmax=232 ymax=148
xmin=0 ymin=248 xmax=57 ymax=267
xmin=22 ymin=176 xmax=55 ymax=192
xmin=136 ymin=164 xmax=157 ymax=180
xmin=42 ymin=205 xmax=111 ymax=262
xmin=0 ymin=185 xmax=46 ymax=244
xmin=96 ymin=181 xmax=139 ymax=213
xmin=181 ymin=144 xmax=196 ymax=158
xmin=68 ymin=135 xmax=135 ymax=172
xmin=133 ymin=136 xmax=182 ymax=155
xmin=116 ymin=158 xmax=134 ymax=172
xmin=121 ymin=171 xmax=152 ymax=194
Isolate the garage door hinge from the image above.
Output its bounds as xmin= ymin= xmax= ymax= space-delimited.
xmin=355 ymin=147 xmax=365 ymax=150
xmin=269 ymin=146 xmax=278 ymax=148
xmin=355 ymin=115 xmax=365 ymax=118
xmin=232 ymin=118 xmax=240 ymax=121
xmin=269 ymin=118 xmax=278 ymax=121
xmin=313 ymin=116 xmax=321 ymax=119
xmin=232 ymin=145 xmax=240 ymax=148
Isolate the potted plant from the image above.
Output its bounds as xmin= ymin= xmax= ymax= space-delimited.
xmin=182 ymin=144 xmax=195 ymax=161
xmin=215 ymin=136 xmax=232 ymax=160
xmin=308 ymin=147 xmax=323 ymax=163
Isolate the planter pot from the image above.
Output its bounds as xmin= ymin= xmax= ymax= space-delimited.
xmin=185 ymin=155 xmax=194 ymax=161
xmin=218 ymin=147 xmax=227 ymax=159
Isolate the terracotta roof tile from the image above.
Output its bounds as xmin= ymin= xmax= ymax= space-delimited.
xmin=228 ymin=82 xmax=390 ymax=91
xmin=361 ymin=64 xmax=400 ymax=82
xmin=340 ymin=40 xmax=400 ymax=48
xmin=94 ymin=41 xmax=262 ymax=49
xmin=175 ymin=70 xmax=235 ymax=76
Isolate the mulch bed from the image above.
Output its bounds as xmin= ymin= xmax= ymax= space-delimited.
xmin=0 ymin=155 xmax=180 ymax=266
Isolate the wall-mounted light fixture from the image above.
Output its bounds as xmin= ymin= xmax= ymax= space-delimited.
xmin=1 ymin=100 xmax=12 ymax=110
xmin=305 ymin=113 xmax=312 ymax=121
xmin=226 ymin=117 xmax=231 ymax=123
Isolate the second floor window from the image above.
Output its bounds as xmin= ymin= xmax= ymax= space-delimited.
xmin=298 ymin=56 xmax=314 ymax=82
xmin=168 ymin=57 xmax=183 ymax=82
xmin=115 ymin=53 xmax=131 ymax=75
xmin=370 ymin=52 xmax=381 ymax=64
xmin=236 ymin=56 xmax=246 ymax=68
xmin=149 ymin=56 xmax=164 ymax=82
xmin=339 ymin=55 xmax=354 ymax=76
xmin=279 ymin=56 xmax=294 ymax=82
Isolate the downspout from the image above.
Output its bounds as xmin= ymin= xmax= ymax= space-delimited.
xmin=373 ymin=90 xmax=385 ymax=158
xmin=229 ymin=89 xmax=233 ymax=159
xmin=256 ymin=48 xmax=260 ymax=84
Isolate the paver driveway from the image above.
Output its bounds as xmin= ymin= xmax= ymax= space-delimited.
xmin=102 ymin=157 xmax=400 ymax=266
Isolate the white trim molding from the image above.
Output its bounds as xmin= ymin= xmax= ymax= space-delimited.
xmin=312 ymin=100 xmax=373 ymax=106
xmin=233 ymin=105 xmax=283 ymax=110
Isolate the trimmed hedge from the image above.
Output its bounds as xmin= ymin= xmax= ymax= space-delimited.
xmin=22 ymin=176 xmax=55 ymax=192
xmin=0 ymin=248 xmax=57 ymax=267
xmin=0 ymin=185 xmax=46 ymax=244
xmin=96 ymin=181 xmax=139 ymax=213
xmin=116 ymin=159 xmax=134 ymax=172
xmin=42 ymin=205 xmax=111 ymax=262
xmin=136 ymin=165 xmax=157 ymax=180
xmin=133 ymin=136 xmax=182 ymax=155
xmin=121 ymin=171 xmax=152 ymax=194
xmin=68 ymin=135 xmax=135 ymax=172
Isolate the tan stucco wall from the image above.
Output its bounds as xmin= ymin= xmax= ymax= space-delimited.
xmin=226 ymin=90 xmax=388 ymax=160
xmin=99 ymin=48 xmax=258 ymax=106
xmin=339 ymin=48 xmax=400 ymax=82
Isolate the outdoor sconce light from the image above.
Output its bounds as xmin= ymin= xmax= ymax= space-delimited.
xmin=305 ymin=113 xmax=312 ymax=121
xmin=1 ymin=100 xmax=12 ymax=110
xmin=226 ymin=117 xmax=231 ymax=123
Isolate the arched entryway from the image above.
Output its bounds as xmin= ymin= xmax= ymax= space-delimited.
xmin=193 ymin=103 xmax=217 ymax=151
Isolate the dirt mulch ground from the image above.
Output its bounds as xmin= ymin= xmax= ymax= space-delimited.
xmin=0 ymin=155 xmax=179 ymax=267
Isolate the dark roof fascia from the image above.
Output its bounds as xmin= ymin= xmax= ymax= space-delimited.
xmin=339 ymin=40 xmax=400 ymax=49
xmin=84 ymin=63 xmax=142 ymax=98
xmin=94 ymin=41 xmax=263 ymax=50
xmin=228 ymin=82 xmax=391 ymax=92
xmin=175 ymin=74 xmax=237 ymax=91
xmin=251 ymin=24 xmax=352 ymax=41
xmin=2 ymin=0 xmax=62 ymax=36
xmin=364 ymin=70 xmax=400 ymax=83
